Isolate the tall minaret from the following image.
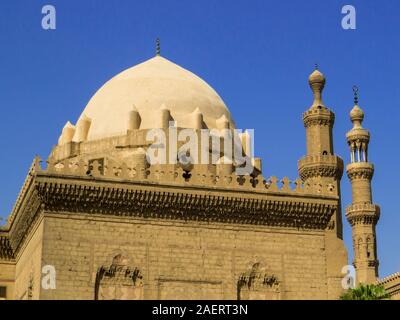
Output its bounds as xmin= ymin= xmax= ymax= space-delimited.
xmin=345 ymin=87 xmax=380 ymax=284
xmin=298 ymin=67 xmax=344 ymax=237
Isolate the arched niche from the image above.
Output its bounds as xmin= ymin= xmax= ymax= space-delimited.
xmin=237 ymin=262 xmax=281 ymax=300
xmin=94 ymin=254 xmax=143 ymax=300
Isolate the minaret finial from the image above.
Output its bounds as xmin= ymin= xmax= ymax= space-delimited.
xmin=315 ymin=63 xmax=319 ymax=70
xmin=156 ymin=38 xmax=160 ymax=56
xmin=352 ymin=85 xmax=359 ymax=105
xmin=308 ymin=67 xmax=325 ymax=107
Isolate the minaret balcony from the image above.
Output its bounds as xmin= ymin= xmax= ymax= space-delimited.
xmin=345 ymin=203 xmax=380 ymax=225
xmin=346 ymin=162 xmax=374 ymax=180
xmin=302 ymin=108 xmax=335 ymax=128
xmin=298 ymin=154 xmax=343 ymax=180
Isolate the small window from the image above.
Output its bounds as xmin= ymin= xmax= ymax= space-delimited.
xmin=322 ymin=151 xmax=328 ymax=155
xmin=0 ymin=286 xmax=7 ymax=299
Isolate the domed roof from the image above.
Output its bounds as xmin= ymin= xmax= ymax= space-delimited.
xmin=77 ymin=55 xmax=235 ymax=141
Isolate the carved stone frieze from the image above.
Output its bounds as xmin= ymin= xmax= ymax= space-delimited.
xmin=6 ymin=157 xmax=340 ymax=255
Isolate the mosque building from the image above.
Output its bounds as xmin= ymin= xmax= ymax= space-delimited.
xmin=0 ymin=45 xmax=399 ymax=300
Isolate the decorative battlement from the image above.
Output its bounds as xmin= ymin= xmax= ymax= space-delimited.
xmin=346 ymin=203 xmax=380 ymax=226
xmin=25 ymin=156 xmax=341 ymax=198
xmin=377 ymin=272 xmax=400 ymax=285
xmin=346 ymin=162 xmax=374 ymax=180
xmin=298 ymin=154 xmax=343 ymax=180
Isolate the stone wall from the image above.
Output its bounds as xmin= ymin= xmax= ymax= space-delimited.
xmin=37 ymin=213 xmax=344 ymax=300
xmin=0 ymin=261 xmax=15 ymax=300
xmin=14 ymin=218 xmax=44 ymax=300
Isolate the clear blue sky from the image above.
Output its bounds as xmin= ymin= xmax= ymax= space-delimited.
xmin=0 ymin=0 xmax=399 ymax=278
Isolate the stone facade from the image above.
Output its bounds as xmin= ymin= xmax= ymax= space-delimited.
xmin=41 ymin=214 xmax=332 ymax=300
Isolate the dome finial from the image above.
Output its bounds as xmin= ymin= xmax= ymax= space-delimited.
xmin=156 ymin=38 xmax=161 ymax=56
xmin=352 ymin=85 xmax=359 ymax=105
xmin=315 ymin=63 xmax=318 ymax=70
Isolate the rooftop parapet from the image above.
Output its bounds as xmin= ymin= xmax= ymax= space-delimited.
xmin=32 ymin=156 xmax=340 ymax=198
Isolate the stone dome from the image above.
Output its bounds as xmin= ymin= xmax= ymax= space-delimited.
xmin=76 ymin=55 xmax=235 ymax=141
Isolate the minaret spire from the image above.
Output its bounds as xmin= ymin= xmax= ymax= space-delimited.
xmin=345 ymin=87 xmax=380 ymax=284
xmin=298 ymin=67 xmax=347 ymax=298
xmin=156 ymin=38 xmax=161 ymax=56
xmin=353 ymin=85 xmax=359 ymax=105
xmin=298 ymin=67 xmax=344 ymax=234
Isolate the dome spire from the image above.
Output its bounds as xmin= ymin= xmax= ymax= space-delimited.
xmin=156 ymin=38 xmax=161 ymax=56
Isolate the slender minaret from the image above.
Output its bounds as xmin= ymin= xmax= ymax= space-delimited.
xmin=298 ymin=67 xmax=344 ymax=237
xmin=345 ymin=86 xmax=380 ymax=284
